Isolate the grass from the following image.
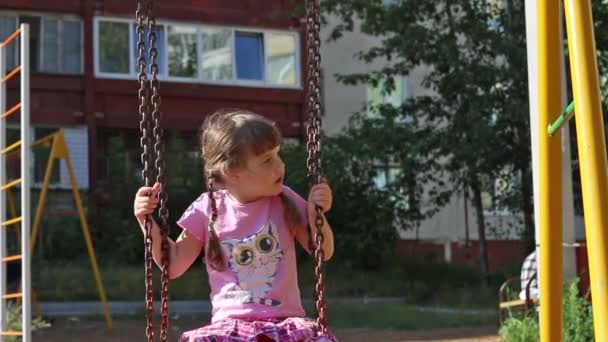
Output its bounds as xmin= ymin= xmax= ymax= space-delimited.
xmin=33 ymin=259 xmax=502 ymax=332
xmin=71 ymin=302 xmax=498 ymax=331
xmin=314 ymin=302 xmax=498 ymax=330
xmin=33 ymin=258 xmax=501 ymax=310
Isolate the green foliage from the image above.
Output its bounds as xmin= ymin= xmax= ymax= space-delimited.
xmin=499 ymin=314 xmax=539 ymax=342
xmin=322 ymin=0 xmax=534 ymax=277
xmin=40 ymin=128 xmax=397 ymax=268
xmin=92 ymin=132 xmax=203 ymax=264
xmin=5 ymin=303 xmax=50 ymax=341
xmin=282 ymin=134 xmax=398 ymax=269
xmin=498 ymin=278 xmax=594 ymax=342
xmin=564 ymin=279 xmax=594 ymax=342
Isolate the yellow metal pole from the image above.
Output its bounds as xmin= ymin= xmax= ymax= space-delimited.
xmin=29 ymin=136 xmax=56 ymax=254
xmin=564 ymin=1 xmax=608 ymax=340
xmin=538 ymin=1 xmax=563 ymax=341
xmin=53 ymin=132 xmax=112 ymax=329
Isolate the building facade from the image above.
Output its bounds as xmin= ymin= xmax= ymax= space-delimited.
xmin=1 ymin=0 xmax=308 ymax=214
xmin=320 ymin=13 xmax=587 ymax=277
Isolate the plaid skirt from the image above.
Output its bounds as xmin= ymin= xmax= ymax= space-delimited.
xmin=180 ymin=317 xmax=338 ymax=342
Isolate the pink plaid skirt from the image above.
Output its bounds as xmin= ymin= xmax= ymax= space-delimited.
xmin=180 ymin=317 xmax=338 ymax=342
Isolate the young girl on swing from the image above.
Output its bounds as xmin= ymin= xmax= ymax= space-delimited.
xmin=133 ymin=109 xmax=337 ymax=342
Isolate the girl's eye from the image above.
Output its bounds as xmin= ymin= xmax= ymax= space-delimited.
xmin=264 ymin=158 xmax=272 ymax=164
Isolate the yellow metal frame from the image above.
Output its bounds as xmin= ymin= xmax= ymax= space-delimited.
xmin=538 ymin=1 xmax=563 ymax=341
xmin=4 ymin=131 xmax=112 ymax=329
xmin=563 ymin=1 xmax=608 ymax=341
xmin=538 ymin=1 xmax=608 ymax=341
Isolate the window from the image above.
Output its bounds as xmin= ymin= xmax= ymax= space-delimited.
xmin=19 ymin=16 xmax=40 ymax=72
xmin=367 ymin=76 xmax=409 ymax=118
xmin=41 ymin=18 xmax=82 ymax=73
xmin=167 ymin=25 xmax=197 ymax=78
xmin=0 ymin=13 xmax=82 ymax=74
xmin=0 ymin=15 xmax=17 ymax=69
xmin=98 ymin=21 xmax=130 ymax=74
xmin=235 ymin=32 xmax=264 ymax=81
xmin=201 ymin=27 xmax=233 ymax=81
xmin=374 ymin=165 xmax=410 ymax=212
xmin=382 ymin=0 xmax=401 ymax=7
xmin=266 ymin=33 xmax=297 ymax=85
xmin=132 ymin=24 xmax=165 ymax=76
xmin=482 ymin=168 xmax=520 ymax=216
xmin=374 ymin=165 xmax=401 ymax=189
xmin=95 ymin=17 xmax=300 ymax=88
xmin=61 ymin=20 xmax=82 ymax=73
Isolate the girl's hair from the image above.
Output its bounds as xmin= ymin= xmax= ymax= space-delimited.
xmin=200 ymin=109 xmax=303 ymax=271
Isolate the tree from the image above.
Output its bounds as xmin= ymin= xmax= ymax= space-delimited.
xmin=282 ymin=134 xmax=398 ymax=270
xmin=323 ymin=0 xmax=532 ymax=283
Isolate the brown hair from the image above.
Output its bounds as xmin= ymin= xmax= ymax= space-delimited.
xmin=200 ymin=109 xmax=303 ymax=270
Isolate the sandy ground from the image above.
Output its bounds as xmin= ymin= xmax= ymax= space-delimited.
xmin=31 ymin=319 xmax=500 ymax=342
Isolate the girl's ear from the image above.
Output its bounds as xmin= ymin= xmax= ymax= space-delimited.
xmin=223 ymin=168 xmax=241 ymax=185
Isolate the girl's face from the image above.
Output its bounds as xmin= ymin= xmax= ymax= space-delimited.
xmin=228 ymin=145 xmax=285 ymax=202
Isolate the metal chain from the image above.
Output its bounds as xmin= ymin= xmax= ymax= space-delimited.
xmin=305 ymin=0 xmax=327 ymax=336
xmin=136 ymin=1 xmax=155 ymax=341
xmin=146 ymin=0 xmax=170 ymax=339
xmin=137 ymin=0 xmax=171 ymax=341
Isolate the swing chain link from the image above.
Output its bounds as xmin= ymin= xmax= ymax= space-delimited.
xmin=136 ymin=1 xmax=155 ymax=341
xmin=146 ymin=0 xmax=171 ymax=340
xmin=305 ymin=0 xmax=328 ymax=336
xmin=137 ymin=0 xmax=170 ymax=341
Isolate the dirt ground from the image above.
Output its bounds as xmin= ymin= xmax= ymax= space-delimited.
xmin=32 ymin=319 xmax=500 ymax=342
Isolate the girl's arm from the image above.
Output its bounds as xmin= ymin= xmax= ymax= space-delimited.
xmin=136 ymin=216 xmax=204 ymax=279
xmin=298 ymin=213 xmax=334 ymax=261
xmin=134 ymin=185 xmax=204 ymax=279
xmin=295 ymin=182 xmax=335 ymax=261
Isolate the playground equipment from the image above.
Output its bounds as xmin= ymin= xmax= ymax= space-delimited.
xmin=136 ymin=0 xmax=329 ymax=341
xmin=0 ymin=23 xmax=31 ymax=342
xmin=535 ymin=1 xmax=608 ymax=341
xmin=0 ymin=24 xmax=113 ymax=342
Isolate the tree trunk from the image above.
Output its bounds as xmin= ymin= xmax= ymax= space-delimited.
xmin=519 ymin=162 xmax=535 ymax=254
xmin=470 ymin=175 xmax=490 ymax=286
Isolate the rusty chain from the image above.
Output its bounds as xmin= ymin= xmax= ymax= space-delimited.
xmin=305 ymin=0 xmax=328 ymax=336
xmin=137 ymin=0 xmax=170 ymax=341
xmin=146 ymin=1 xmax=171 ymax=340
xmin=136 ymin=1 xmax=154 ymax=341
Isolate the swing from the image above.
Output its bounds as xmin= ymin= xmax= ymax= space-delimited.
xmin=135 ymin=1 xmax=329 ymax=341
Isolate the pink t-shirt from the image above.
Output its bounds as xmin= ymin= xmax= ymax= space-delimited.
xmin=177 ymin=185 xmax=308 ymax=322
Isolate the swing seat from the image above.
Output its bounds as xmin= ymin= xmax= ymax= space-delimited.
xmin=179 ymin=316 xmax=337 ymax=342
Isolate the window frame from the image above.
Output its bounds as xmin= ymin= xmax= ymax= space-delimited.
xmin=40 ymin=15 xmax=84 ymax=74
xmin=0 ymin=11 xmax=84 ymax=75
xmin=94 ymin=16 xmax=302 ymax=89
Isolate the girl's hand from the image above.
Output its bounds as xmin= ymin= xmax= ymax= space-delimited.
xmin=308 ymin=180 xmax=332 ymax=218
xmin=134 ymin=182 xmax=161 ymax=221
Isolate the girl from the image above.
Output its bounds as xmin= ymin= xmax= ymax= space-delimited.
xmin=133 ymin=109 xmax=337 ymax=342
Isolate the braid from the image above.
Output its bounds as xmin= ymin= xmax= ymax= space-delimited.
xmin=205 ymin=176 xmax=226 ymax=271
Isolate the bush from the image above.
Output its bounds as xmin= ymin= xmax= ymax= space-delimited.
xmin=5 ymin=303 xmax=50 ymax=341
xmin=93 ymin=132 xmax=204 ymax=264
xmin=41 ymin=128 xmax=400 ymax=269
xmin=499 ymin=314 xmax=539 ymax=342
xmin=564 ymin=278 xmax=594 ymax=342
xmin=498 ymin=277 xmax=594 ymax=342
xmin=282 ymin=134 xmax=397 ymax=270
